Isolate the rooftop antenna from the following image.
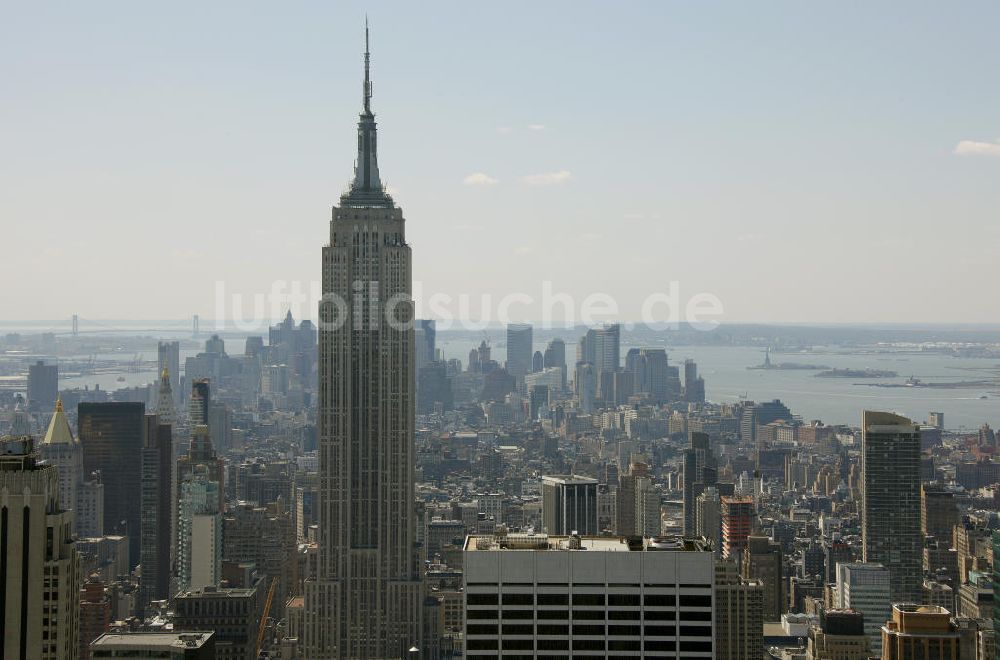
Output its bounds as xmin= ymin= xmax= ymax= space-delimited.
xmin=363 ymin=15 xmax=372 ymax=114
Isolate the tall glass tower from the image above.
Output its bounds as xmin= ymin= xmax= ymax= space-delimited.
xmin=861 ymin=410 xmax=922 ymax=603
xmin=304 ymin=24 xmax=422 ymax=658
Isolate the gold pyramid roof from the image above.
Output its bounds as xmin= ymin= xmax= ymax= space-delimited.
xmin=42 ymin=397 xmax=76 ymax=445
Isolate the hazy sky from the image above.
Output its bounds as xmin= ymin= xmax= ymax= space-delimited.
xmin=2 ymin=1 xmax=998 ymax=325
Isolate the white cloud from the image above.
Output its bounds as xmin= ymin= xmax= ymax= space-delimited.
xmin=527 ymin=124 xmax=546 ymax=131
xmin=514 ymin=245 xmax=535 ymax=256
xmin=581 ymin=232 xmax=603 ymax=241
xmin=463 ymin=172 xmax=499 ymax=186
xmin=954 ymin=139 xmax=1000 ymax=156
xmin=521 ymin=170 xmax=572 ymax=186
xmin=496 ymin=126 xmax=513 ymax=134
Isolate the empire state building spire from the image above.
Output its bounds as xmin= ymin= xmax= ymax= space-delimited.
xmin=306 ymin=22 xmax=422 ymax=658
xmin=362 ymin=17 xmax=372 ymax=115
xmin=345 ymin=19 xmax=392 ymax=207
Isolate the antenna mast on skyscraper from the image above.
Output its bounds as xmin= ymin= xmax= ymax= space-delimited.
xmin=363 ymin=16 xmax=372 ymax=114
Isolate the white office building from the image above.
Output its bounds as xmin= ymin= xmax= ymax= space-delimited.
xmin=524 ymin=368 xmax=564 ymax=395
xmin=836 ymin=562 xmax=891 ymax=655
xmin=177 ymin=465 xmax=221 ymax=590
xmin=464 ymin=533 xmax=715 ymax=658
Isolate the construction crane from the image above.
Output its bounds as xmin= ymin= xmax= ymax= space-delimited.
xmin=255 ymin=577 xmax=278 ymax=657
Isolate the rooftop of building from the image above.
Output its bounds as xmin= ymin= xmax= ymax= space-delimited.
xmin=175 ymin=584 xmax=256 ymax=598
xmin=823 ymin=608 xmax=863 ymax=618
xmin=763 ymin=622 xmax=791 ymax=637
xmin=840 ymin=561 xmax=888 ymax=571
xmin=863 ymin=410 xmax=918 ymax=432
xmin=883 ymin=603 xmax=957 ymax=636
xmin=42 ymin=399 xmax=77 ymax=445
xmin=891 ymin=603 xmax=951 ymax=615
xmin=541 ymin=474 xmax=598 ymax=485
xmin=0 ymin=435 xmax=43 ymax=471
xmin=91 ymin=632 xmax=213 ymax=650
xmin=464 ymin=533 xmax=711 ymax=553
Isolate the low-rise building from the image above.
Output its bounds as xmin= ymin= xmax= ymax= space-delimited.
xmin=881 ymin=604 xmax=960 ymax=660
xmin=174 ymin=583 xmax=262 ymax=660
xmin=806 ymin=609 xmax=870 ymax=660
xmin=90 ymin=632 xmax=215 ymax=659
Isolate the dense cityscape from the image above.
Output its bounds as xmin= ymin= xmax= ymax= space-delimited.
xmin=3 ymin=10 xmax=1000 ymax=660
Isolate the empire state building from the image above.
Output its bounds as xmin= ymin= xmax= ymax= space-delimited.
xmin=304 ymin=25 xmax=422 ymax=658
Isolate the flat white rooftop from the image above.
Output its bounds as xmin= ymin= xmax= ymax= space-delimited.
xmin=464 ymin=534 xmax=709 ymax=553
xmin=91 ymin=632 xmax=212 ymax=649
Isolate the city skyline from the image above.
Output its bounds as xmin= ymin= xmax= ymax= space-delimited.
xmin=3 ymin=8 xmax=1000 ymax=660
xmin=3 ymin=2 xmax=999 ymax=323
